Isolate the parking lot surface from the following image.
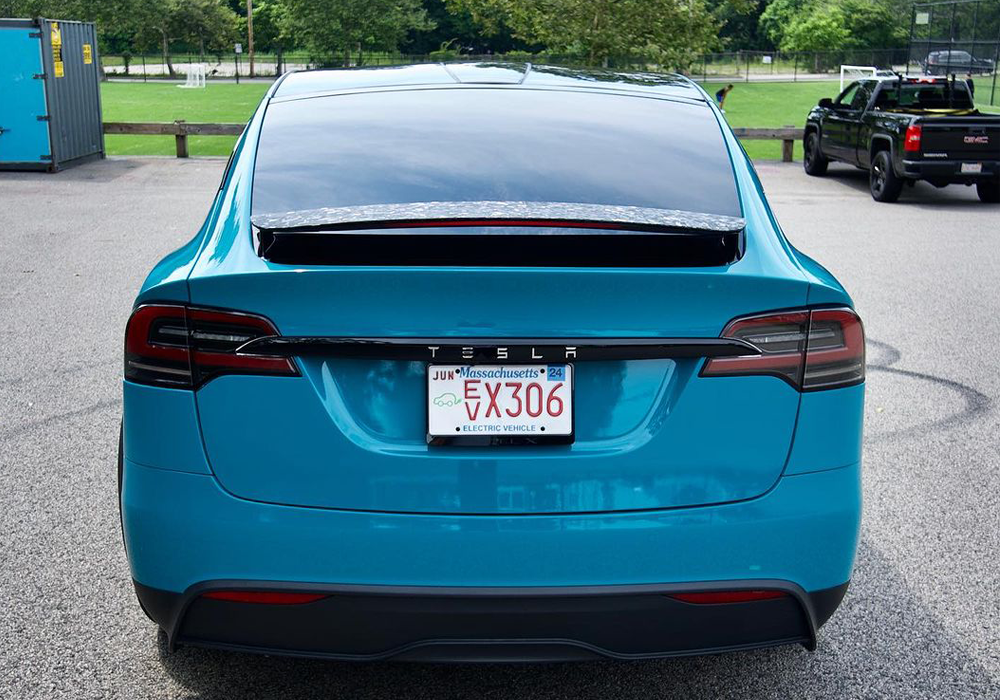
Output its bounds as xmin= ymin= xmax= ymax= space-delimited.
xmin=1 ymin=158 xmax=998 ymax=699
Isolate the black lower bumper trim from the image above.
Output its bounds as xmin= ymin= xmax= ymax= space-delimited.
xmin=134 ymin=579 xmax=849 ymax=663
xmin=901 ymin=159 xmax=999 ymax=181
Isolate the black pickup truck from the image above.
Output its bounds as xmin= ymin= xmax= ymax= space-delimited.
xmin=804 ymin=76 xmax=1000 ymax=202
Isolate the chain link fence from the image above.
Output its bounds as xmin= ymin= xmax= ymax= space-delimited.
xmin=99 ymin=45 xmax=998 ymax=104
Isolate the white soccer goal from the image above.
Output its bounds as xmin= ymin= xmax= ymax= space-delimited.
xmin=840 ymin=65 xmax=896 ymax=91
xmin=178 ymin=64 xmax=207 ymax=89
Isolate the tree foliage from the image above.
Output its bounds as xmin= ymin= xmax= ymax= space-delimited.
xmin=760 ymin=0 xmax=906 ymax=53
xmin=280 ymin=0 xmax=433 ymax=65
xmin=447 ymin=0 xmax=724 ymax=67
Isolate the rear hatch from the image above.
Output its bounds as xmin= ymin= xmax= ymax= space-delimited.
xmin=190 ymin=264 xmax=807 ymax=515
xmin=189 ymin=80 xmax=809 ymax=515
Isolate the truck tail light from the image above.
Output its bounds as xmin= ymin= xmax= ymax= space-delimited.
xmin=904 ymin=124 xmax=922 ymax=152
xmin=702 ymin=307 xmax=864 ymax=391
xmin=124 ymin=304 xmax=297 ymax=388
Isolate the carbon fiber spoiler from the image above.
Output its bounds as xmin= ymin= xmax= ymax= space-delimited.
xmin=252 ymin=201 xmax=746 ymax=266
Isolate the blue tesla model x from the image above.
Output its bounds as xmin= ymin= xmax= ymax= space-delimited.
xmin=121 ymin=63 xmax=864 ymax=662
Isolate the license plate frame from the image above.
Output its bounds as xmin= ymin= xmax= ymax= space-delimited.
xmin=426 ymin=364 xmax=575 ymax=446
xmin=961 ymin=162 xmax=983 ymax=174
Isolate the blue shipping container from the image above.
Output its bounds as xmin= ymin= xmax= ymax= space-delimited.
xmin=0 ymin=18 xmax=104 ymax=170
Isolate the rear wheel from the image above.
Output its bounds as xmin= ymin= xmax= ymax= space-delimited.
xmin=976 ymin=179 xmax=1000 ymax=203
xmin=803 ymin=132 xmax=828 ymax=176
xmin=870 ymin=151 xmax=903 ymax=202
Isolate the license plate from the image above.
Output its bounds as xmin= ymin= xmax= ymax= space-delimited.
xmin=961 ymin=162 xmax=982 ymax=174
xmin=427 ymin=365 xmax=573 ymax=443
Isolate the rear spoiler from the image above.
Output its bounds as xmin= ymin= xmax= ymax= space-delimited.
xmin=251 ymin=201 xmax=747 ymax=267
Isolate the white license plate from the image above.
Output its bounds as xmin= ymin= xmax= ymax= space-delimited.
xmin=961 ymin=162 xmax=983 ymax=174
xmin=427 ymin=365 xmax=573 ymax=440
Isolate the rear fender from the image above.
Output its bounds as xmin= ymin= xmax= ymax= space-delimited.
xmin=869 ymin=134 xmax=896 ymax=176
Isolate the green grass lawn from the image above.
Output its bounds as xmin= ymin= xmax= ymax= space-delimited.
xmin=101 ymin=78 xmax=1000 ymax=159
xmin=101 ymin=82 xmax=269 ymax=156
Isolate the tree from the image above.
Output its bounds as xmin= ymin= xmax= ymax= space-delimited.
xmin=448 ymin=0 xmax=723 ymax=68
xmin=134 ymin=0 xmax=239 ymax=76
xmin=761 ymin=0 xmax=906 ymax=55
xmin=251 ymin=1 xmax=294 ymax=72
xmin=281 ymin=0 xmax=433 ymax=66
xmin=404 ymin=0 xmax=528 ymax=54
xmin=757 ymin=0 xmax=806 ymax=50
xmin=779 ymin=7 xmax=851 ymax=53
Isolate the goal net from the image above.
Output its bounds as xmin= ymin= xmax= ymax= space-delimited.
xmin=178 ymin=64 xmax=207 ymax=89
xmin=840 ymin=65 xmax=896 ymax=91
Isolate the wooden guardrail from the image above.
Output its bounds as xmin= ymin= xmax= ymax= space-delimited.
xmin=731 ymin=126 xmax=801 ymax=162
xmin=103 ymin=122 xmax=804 ymax=161
xmin=103 ymin=121 xmax=244 ymax=158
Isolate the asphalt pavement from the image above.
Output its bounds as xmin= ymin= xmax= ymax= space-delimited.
xmin=0 ymin=157 xmax=998 ymax=699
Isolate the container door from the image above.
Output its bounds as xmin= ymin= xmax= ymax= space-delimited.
xmin=0 ymin=25 xmax=51 ymax=166
xmin=37 ymin=20 xmax=105 ymax=167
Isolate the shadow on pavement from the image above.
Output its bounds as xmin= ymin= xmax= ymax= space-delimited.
xmin=816 ymin=163 xmax=997 ymax=208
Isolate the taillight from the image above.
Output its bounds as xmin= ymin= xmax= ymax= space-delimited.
xmin=904 ymin=124 xmax=922 ymax=152
xmin=702 ymin=307 xmax=864 ymax=391
xmin=124 ymin=304 xmax=297 ymax=388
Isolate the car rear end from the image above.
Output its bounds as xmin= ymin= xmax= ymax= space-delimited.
xmin=891 ymin=79 xmax=1000 ymax=188
xmin=121 ymin=66 xmax=864 ymax=661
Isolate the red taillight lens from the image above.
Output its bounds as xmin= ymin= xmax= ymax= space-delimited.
xmin=702 ymin=307 xmax=864 ymax=391
xmin=669 ymin=590 xmax=787 ymax=604
xmin=904 ymin=124 xmax=922 ymax=152
xmin=802 ymin=309 xmax=865 ymax=390
xmin=701 ymin=311 xmax=810 ymax=387
xmin=124 ymin=304 xmax=297 ymax=388
xmin=201 ymin=590 xmax=328 ymax=605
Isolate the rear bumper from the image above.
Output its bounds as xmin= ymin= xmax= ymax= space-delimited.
xmin=123 ymin=458 xmax=861 ymax=659
xmin=135 ymin=579 xmax=849 ymax=662
xmin=901 ymin=158 xmax=1000 ymax=181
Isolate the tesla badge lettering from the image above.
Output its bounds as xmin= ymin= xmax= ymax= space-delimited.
xmin=964 ymin=135 xmax=989 ymax=144
xmin=427 ymin=345 xmax=581 ymax=360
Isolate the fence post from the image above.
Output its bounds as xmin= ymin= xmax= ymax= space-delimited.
xmin=174 ymin=121 xmax=189 ymax=158
xmin=782 ymin=125 xmax=795 ymax=163
xmin=745 ymin=52 xmax=750 ymax=82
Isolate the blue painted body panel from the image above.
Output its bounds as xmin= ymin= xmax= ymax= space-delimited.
xmin=196 ymin=370 xmax=801 ymax=513
xmin=123 ymin=382 xmax=211 ymax=474
xmin=123 ymin=457 xmax=861 ymax=594
xmin=0 ymin=26 xmax=51 ymax=164
xmin=122 ymin=65 xmax=863 ymax=596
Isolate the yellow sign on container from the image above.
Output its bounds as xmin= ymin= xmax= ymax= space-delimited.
xmin=83 ymin=44 xmax=93 ymax=65
xmin=51 ymin=22 xmax=64 ymax=78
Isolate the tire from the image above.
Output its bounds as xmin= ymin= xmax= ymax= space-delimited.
xmin=976 ymin=179 xmax=1000 ymax=203
xmin=803 ymin=131 xmax=828 ymax=176
xmin=870 ymin=150 xmax=903 ymax=202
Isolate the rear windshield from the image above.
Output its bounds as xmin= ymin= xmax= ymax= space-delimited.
xmin=875 ymin=83 xmax=975 ymax=110
xmin=252 ymin=88 xmax=740 ymax=218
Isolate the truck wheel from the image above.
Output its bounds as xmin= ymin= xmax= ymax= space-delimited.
xmin=803 ymin=132 xmax=828 ymax=176
xmin=870 ymin=151 xmax=903 ymax=202
xmin=976 ymin=179 xmax=1000 ymax=203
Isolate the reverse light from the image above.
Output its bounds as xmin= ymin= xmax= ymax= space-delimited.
xmin=201 ymin=590 xmax=328 ymax=605
xmin=669 ymin=590 xmax=788 ymax=604
xmin=124 ymin=304 xmax=298 ymax=388
xmin=702 ymin=307 xmax=864 ymax=391
xmin=904 ymin=124 xmax=922 ymax=152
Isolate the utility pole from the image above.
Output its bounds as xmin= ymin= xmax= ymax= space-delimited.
xmin=247 ymin=0 xmax=255 ymax=78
